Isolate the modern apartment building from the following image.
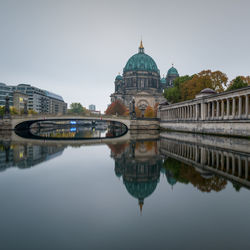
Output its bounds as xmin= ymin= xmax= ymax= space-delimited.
xmin=10 ymin=84 xmax=67 ymax=114
xmin=0 ymin=83 xmax=67 ymax=114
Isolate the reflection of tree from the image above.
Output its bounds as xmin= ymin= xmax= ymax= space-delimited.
xmin=108 ymin=143 xmax=129 ymax=157
xmin=232 ymin=182 xmax=242 ymax=192
xmin=164 ymin=157 xmax=227 ymax=193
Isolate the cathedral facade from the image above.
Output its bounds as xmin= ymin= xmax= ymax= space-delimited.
xmin=110 ymin=41 xmax=179 ymax=113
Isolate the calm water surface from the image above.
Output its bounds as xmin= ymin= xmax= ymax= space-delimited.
xmin=0 ymin=128 xmax=250 ymax=250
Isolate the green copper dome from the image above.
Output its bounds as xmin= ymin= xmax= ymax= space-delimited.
xmin=123 ymin=42 xmax=159 ymax=74
xmin=160 ymin=77 xmax=166 ymax=84
xmin=124 ymin=180 xmax=158 ymax=200
xmin=115 ymin=74 xmax=123 ymax=80
xmin=167 ymin=66 xmax=179 ymax=76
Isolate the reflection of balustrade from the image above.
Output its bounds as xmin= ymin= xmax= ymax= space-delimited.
xmin=160 ymin=138 xmax=250 ymax=188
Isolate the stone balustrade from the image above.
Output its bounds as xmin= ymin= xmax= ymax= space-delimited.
xmin=160 ymin=86 xmax=250 ymax=121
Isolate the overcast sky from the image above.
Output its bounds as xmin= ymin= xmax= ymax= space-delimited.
xmin=0 ymin=0 xmax=249 ymax=112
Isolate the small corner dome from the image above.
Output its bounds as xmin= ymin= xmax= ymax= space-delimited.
xmin=160 ymin=77 xmax=166 ymax=84
xmin=167 ymin=66 xmax=179 ymax=76
xmin=115 ymin=74 xmax=123 ymax=81
xmin=195 ymin=88 xmax=217 ymax=98
xmin=200 ymin=88 xmax=216 ymax=94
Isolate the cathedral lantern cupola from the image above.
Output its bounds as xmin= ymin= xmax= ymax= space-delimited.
xmin=139 ymin=40 xmax=144 ymax=53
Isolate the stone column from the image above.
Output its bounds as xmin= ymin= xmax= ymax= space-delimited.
xmin=201 ymin=102 xmax=205 ymax=120
xmin=238 ymin=157 xmax=242 ymax=177
xmin=221 ymin=100 xmax=224 ymax=119
xmin=232 ymin=97 xmax=236 ymax=118
xmin=221 ymin=152 xmax=224 ymax=170
xmin=226 ymin=153 xmax=229 ymax=172
xmin=232 ymin=155 xmax=235 ymax=175
xmin=245 ymin=94 xmax=249 ymax=118
xmin=216 ymin=101 xmax=219 ymax=118
xmin=212 ymin=101 xmax=215 ymax=119
xmin=207 ymin=102 xmax=210 ymax=119
xmin=245 ymin=159 xmax=248 ymax=180
xmin=196 ymin=104 xmax=198 ymax=120
xmin=239 ymin=96 xmax=242 ymax=118
xmin=226 ymin=98 xmax=230 ymax=118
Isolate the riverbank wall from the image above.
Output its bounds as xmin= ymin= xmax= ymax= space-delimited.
xmin=160 ymin=120 xmax=250 ymax=137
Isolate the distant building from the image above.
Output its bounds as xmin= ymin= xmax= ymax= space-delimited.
xmin=11 ymin=84 xmax=67 ymax=114
xmin=0 ymin=82 xmax=67 ymax=114
xmin=0 ymin=83 xmax=13 ymax=106
xmin=13 ymin=91 xmax=28 ymax=113
xmin=89 ymin=104 xmax=96 ymax=111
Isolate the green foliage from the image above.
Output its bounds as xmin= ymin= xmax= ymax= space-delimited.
xmin=163 ymin=75 xmax=193 ymax=103
xmin=68 ymin=103 xmax=86 ymax=115
xmin=10 ymin=107 xmax=18 ymax=115
xmin=227 ymin=76 xmax=248 ymax=91
xmin=232 ymin=182 xmax=242 ymax=192
xmin=0 ymin=106 xmax=4 ymax=116
xmin=28 ymin=109 xmax=38 ymax=115
xmin=163 ymin=157 xmax=189 ymax=184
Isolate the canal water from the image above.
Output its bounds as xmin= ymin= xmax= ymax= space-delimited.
xmin=0 ymin=123 xmax=250 ymax=250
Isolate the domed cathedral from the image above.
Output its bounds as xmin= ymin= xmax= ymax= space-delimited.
xmin=110 ymin=41 xmax=166 ymax=112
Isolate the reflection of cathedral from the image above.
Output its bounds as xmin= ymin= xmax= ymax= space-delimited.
xmin=110 ymin=140 xmax=164 ymax=211
xmin=110 ymin=41 xmax=179 ymax=112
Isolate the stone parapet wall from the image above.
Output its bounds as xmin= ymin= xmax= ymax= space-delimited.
xmin=0 ymin=119 xmax=12 ymax=131
xmin=160 ymin=120 xmax=250 ymax=137
xmin=130 ymin=119 xmax=159 ymax=130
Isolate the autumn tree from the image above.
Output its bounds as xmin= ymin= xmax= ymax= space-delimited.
xmin=144 ymin=106 xmax=155 ymax=118
xmin=226 ymin=76 xmax=250 ymax=91
xmin=105 ymin=100 xmax=127 ymax=116
xmin=135 ymin=107 xmax=141 ymax=118
xmin=180 ymin=70 xmax=228 ymax=101
xmin=154 ymin=103 xmax=159 ymax=117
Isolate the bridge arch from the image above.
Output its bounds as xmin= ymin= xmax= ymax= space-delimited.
xmin=13 ymin=117 xmax=129 ymax=140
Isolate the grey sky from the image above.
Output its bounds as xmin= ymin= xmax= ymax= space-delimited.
xmin=0 ymin=0 xmax=249 ymax=112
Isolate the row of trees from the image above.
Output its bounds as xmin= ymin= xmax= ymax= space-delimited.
xmin=67 ymin=103 xmax=90 ymax=115
xmin=0 ymin=106 xmax=37 ymax=116
xmin=164 ymin=70 xmax=250 ymax=104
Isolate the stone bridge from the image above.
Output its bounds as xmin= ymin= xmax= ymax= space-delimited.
xmin=0 ymin=115 xmax=160 ymax=131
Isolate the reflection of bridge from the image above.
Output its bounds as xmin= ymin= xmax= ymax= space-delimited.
xmin=160 ymin=132 xmax=250 ymax=188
